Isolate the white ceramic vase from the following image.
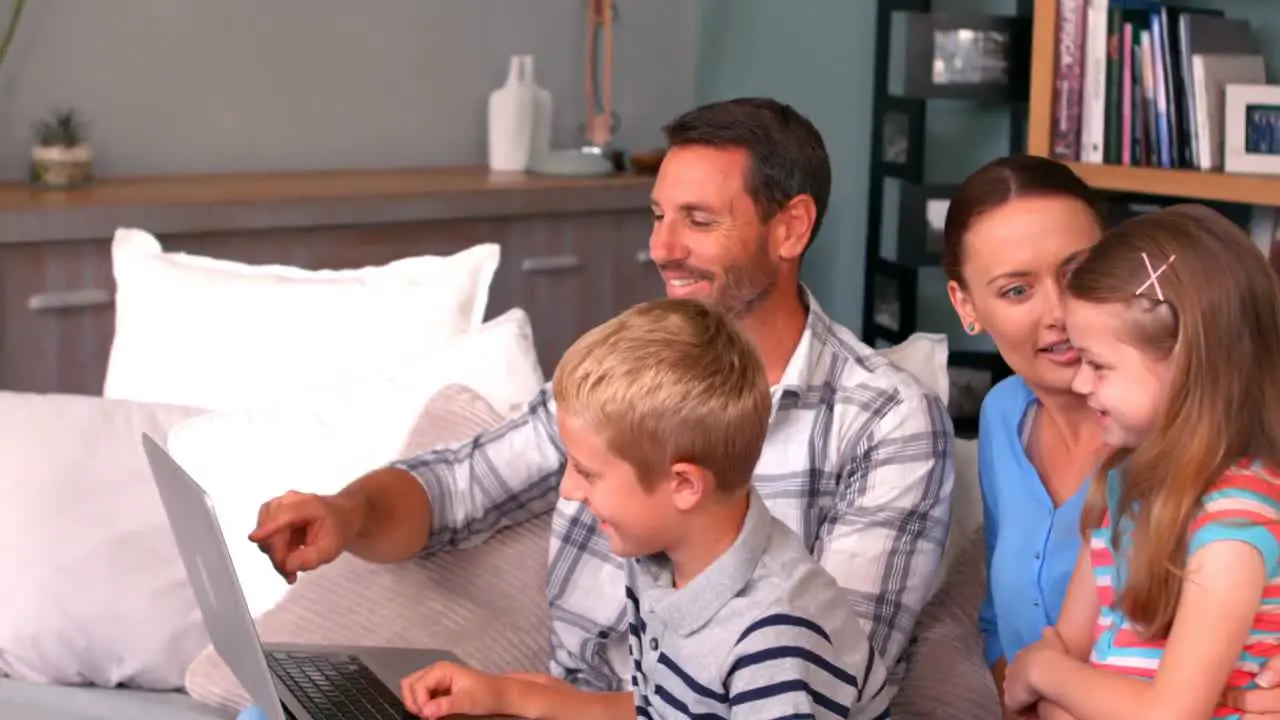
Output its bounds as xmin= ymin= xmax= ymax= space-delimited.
xmin=487 ymin=54 xmax=536 ymax=172
xmin=522 ymin=55 xmax=554 ymax=167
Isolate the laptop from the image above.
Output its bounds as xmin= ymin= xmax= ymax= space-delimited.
xmin=140 ymin=432 xmax=478 ymax=720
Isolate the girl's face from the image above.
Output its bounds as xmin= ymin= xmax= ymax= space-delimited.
xmin=1065 ymin=299 xmax=1175 ymax=448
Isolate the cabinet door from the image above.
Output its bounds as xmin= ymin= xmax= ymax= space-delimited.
xmin=488 ymin=218 xmax=618 ymax=378
xmin=609 ymin=242 xmax=665 ymax=313
xmin=0 ymin=241 xmax=115 ymax=395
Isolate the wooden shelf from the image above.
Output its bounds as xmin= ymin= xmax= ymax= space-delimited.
xmin=1064 ymin=162 xmax=1280 ymax=206
xmin=1024 ymin=0 xmax=1280 ymax=207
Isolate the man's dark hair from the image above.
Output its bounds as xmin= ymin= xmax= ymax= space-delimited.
xmin=662 ymin=97 xmax=832 ymax=246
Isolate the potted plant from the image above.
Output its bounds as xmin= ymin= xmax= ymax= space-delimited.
xmin=30 ymin=109 xmax=93 ymax=189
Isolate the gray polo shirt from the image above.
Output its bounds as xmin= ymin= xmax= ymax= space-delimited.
xmin=624 ymin=486 xmax=892 ymax=719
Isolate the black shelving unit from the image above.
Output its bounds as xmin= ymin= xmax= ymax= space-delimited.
xmin=862 ymin=0 xmax=1032 ymax=436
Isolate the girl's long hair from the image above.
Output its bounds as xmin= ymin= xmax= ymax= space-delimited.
xmin=1068 ymin=203 xmax=1280 ymax=639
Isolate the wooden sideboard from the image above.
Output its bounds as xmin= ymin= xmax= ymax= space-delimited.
xmin=0 ymin=167 xmax=663 ymax=395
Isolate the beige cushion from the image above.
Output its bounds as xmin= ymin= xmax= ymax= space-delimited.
xmin=891 ymin=529 xmax=1000 ymax=719
xmin=184 ymin=384 xmax=552 ymax=713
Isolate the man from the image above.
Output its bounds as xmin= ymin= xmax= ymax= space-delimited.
xmin=250 ymin=97 xmax=955 ymax=706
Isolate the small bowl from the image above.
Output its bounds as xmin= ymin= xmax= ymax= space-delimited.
xmin=629 ymin=149 xmax=666 ymax=175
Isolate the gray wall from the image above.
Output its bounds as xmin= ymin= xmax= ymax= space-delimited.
xmin=0 ymin=0 xmax=698 ymax=179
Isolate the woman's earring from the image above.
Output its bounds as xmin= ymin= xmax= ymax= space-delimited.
xmin=965 ymin=322 xmax=977 ymax=334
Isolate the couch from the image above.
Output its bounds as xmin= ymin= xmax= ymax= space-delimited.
xmin=0 ymin=228 xmax=999 ymax=719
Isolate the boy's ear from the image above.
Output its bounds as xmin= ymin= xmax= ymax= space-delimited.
xmin=669 ymin=462 xmax=713 ymax=511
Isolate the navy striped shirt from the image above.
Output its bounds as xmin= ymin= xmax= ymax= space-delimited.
xmin=625 ymin=487 xmax=891 ymax=719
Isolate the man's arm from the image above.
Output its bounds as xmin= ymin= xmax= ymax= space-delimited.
xmin=340 ymin=387 xmax=566 ymax=562
xmin=820 ymin=389 xmax=954 ymax=675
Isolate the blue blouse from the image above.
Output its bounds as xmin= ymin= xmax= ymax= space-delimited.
xmin=977 ymin=375 xmax=1089 ymax=666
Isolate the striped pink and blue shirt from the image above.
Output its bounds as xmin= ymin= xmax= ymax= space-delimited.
xmin=1089 ymin=459 xmax=1280 ymax=718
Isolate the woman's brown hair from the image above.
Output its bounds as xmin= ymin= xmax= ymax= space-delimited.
xmin=943 ymin=154 xmax=1102 ymax=286
xmin=1068 ymin=203 xmax=1280 ymax=640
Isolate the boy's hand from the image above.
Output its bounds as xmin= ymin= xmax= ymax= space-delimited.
xmin=401 ymin=661 xmax=509 ymax=719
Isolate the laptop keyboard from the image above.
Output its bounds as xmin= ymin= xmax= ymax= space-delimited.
xmin=266 ymin=650 xmax=412 ymax=719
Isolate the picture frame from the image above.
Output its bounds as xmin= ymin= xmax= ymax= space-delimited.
xmin=903 ymin=12 xmax=1031 ymax=102
xmin=869 ymin=258 xmax=918 ymax=344
xmin=947 ymin=351 xmax=1013 ymax=438
xmin=1223 ymin=83 xmax=1280 ymax=176
xmin=879 ymin=96 xmax=927 ymax=182
xmin=896 ymin=181 xmax=957 ymax=267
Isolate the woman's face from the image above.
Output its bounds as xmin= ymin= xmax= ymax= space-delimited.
xmin=947 ymin=195 xmax=1103 ymax=395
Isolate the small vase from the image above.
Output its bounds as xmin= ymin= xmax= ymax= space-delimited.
xmin=29 ymin=143 xmax=94 ymax=189
xmin=487 ymin=54 xmax=536 ymax=172
xmin=522 ymin=55 xmax=554 ymax=168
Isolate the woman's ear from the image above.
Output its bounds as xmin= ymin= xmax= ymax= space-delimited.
xmin=948 ymin=280 xmax=981 ymax=335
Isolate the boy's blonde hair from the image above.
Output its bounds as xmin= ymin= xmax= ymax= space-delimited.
xmin=551 ymin=298 xmax=771 ymax=493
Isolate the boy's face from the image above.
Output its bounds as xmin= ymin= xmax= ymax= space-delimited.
xmin=556 ymin=413 xmax=681 ymax=557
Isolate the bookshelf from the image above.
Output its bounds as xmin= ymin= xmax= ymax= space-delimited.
xmin=1064 ymin=161 xmax=1280 ymax=205
xmin=1025 ymin=0 xmax=1280 ymax=207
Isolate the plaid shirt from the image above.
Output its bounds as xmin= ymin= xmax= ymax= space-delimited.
xmin=394 ymin=290 xmax=955 ymax=702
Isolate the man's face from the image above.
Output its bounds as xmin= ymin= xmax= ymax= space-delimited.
xmin=648 ymin=145 xmax=780 ymax=318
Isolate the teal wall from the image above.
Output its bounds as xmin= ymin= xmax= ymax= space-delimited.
xmin=695 ymin=0 xmax=1280 ymax=351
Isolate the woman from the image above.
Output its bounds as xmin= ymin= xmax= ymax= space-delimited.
xmin=942 ymin=155 xmax=1109 ymax=714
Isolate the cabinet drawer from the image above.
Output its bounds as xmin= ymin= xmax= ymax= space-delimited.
xmin=489 ymin=221 xmax=616 ymax=377
xmin=0 ymin=241 xmax=115 ymax=394
xmin=609 ymin=244 xmax=665 ymax=312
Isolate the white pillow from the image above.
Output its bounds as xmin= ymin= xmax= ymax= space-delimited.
xmin=277 ymin=306 xmax=544 ymax=420
xmin=165 ymin=310 xmax=546 ymax=618
xmin=879 ymin=332 xmax=950 ymax=408
xmin=103 ymin=227 xmax=501 ymax=411
xmin=0 ymin=392 xmax=210 ymax=690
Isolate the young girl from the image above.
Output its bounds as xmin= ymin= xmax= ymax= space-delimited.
xmin=1001 ymin=203 xmax=1280 ymax=720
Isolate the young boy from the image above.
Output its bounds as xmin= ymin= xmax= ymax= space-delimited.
xmin=399 ymin=298 xmax=889 ymax=720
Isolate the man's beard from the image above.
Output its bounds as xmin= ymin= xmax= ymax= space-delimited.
xmin=714 ymin=258 xmax=777 ymax=318
xmin=656 ymin=237 xmax=778 ymax=318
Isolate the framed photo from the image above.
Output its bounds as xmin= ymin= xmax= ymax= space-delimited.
xmin=947 ymin=351 xmax=1013 ymax=438
xmin=896 ymin=182 xmax=956 ymax=267
xmin=1224 ymin=83 xmax=1280 ymax=176
xmin=869 ymin=258 xmax=918 ymax=344
xmin=879 ymin=96 xmax=926 ymax=182
xmin=904 ymin=13 xmax=1030 ymax=102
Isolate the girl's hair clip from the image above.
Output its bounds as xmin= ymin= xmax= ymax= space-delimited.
xmin=1136 ymin=253 xmax=1176 ymax=302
